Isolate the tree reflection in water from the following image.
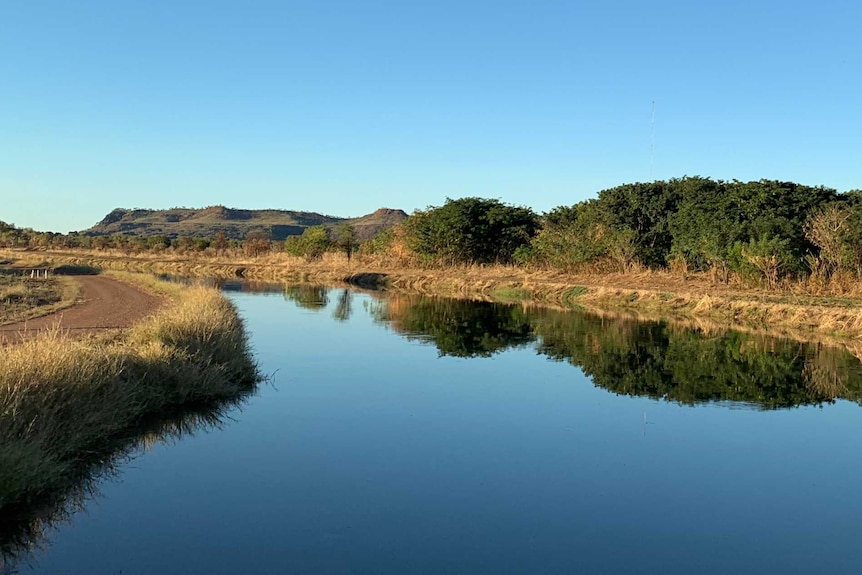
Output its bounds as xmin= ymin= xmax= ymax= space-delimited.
xmin=372 ymin=293 xmax=862 ymax=409
xmin=372 ymin=295 xmax=534 ymax=357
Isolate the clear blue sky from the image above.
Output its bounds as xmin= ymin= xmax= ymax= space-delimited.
xmin=2 ymin=0 xmax=860 ymax=232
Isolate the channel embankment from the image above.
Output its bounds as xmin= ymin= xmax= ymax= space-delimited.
xmin=0 ymin=275 xmax=164 ymax=344
xmin=6 ymin=248 xmax=862 ymax=344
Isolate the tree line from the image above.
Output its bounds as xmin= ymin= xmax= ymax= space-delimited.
xmin=0 ymin=223 xmax=236 ymax=254
xmin=4 ymin=176 xmax=862 ymax=285
xmin=380 ymin=177 xmax=862 ymax=287
xmin=0 ymin=220 xmax=360 ymax=261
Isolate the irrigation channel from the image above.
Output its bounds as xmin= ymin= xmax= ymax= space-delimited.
xmin=6 ymin=280 xmax=862 ymax=574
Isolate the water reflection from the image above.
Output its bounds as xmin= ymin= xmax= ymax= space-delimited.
xmin=14 ymin=282 xmax=862 ymax=573
xmin=284 ymin=285 xmax=329 ymax=310
xmin=0 ymin=391 xmax=257 ymax=572
xmin=532 ymin=312 xmax=862 ymax=408
xmin=369 ymin=292 xmax=862 ymax=409
xmin=157 ymin=275 xmax=285 ymax=295
xmin=157 ymin=280 xmax=862 ymax=409
xmin=332 ymin=289 xmax=353 ymax=322
xmin=372 ymin=296 xmax=534 ymax=357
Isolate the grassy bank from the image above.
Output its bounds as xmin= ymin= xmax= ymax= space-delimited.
xmin=6 ymin=247 xmax=862 ymax=342
xmin=0 ymin=273 xmax=79 ymax=326
xmin=0 ymin=280 xmax=260 ymax=534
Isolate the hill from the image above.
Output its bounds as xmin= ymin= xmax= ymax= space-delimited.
xmin=82 ymin=206 xmax=408 ymax=241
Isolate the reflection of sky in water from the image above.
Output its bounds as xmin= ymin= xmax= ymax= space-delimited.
xmin=23 ymin=289 xmax=862 ymax=574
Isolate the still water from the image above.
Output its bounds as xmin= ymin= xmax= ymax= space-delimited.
xmin=8 ymin=285 xmax=862 ymax=574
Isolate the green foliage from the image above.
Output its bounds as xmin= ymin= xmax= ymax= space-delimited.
xmin=372 ymin=293 xmax=862 ymax=407
xmin=283 ymin=285 xmax=329 ymax=310
xmin=530 ymin=200 xmax=638 ymax=271
xmin=533 ymin=310 xmax=862 ymax=408
xmin=334 ymin=224 xmax=357 ymax=263
xmin=727 ymin=235 xmax=795 ymax=287
xmin=668 ymin=178 xmax=837 ymax=276
xmin=193 ymin=238 xmax=211 ymax=251
xmin=372 ymin=295 xmax=534 ymax=357
xmin=2 ymin=175 xmax=859 ymax=285
xmin=561 ymin=286 xmax=588 ymax=307
xmin=488 ymin=287 xmax=532 ymax=302
xmin=284 ymin=225 xmax=331 ymax=261
xmin=360 ymin=228 xmax=395 ymax=255
xmin=595 ymin=180 xmax=683 ymax=268
xmin=531 ymin=177 xmax=838 ymax=280
xmin=403 ymin=197 xmax=539 ymax=265
xmin=147 ymin=236 xmax=171 ymax=251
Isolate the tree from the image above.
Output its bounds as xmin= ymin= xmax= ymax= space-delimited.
xmin=284 ymin=285 xmax=329 ymax=310
xmin=597 ymin=180 xmax=683 ymax=268
xmin=244 ymin=230 xmax=272 ymax=257
xmin=332 ymin=289 xmax=353 ymax=321
xmin=175 ymin=236 xmax=196 ymax=253
xmin=371 ymin=295 xmax=534 ymax=357
xmin=668 ymin=179 xmax=838 ymax=278
xmin=403 ymin=197 xmax=539 ymax=265
xmin=147 ymin=236 xmax=171 ymax=252
xmin=284 ymin=226 xmax=331 ymax=261
xmin=335 ymin=224 xmax=357 ymax=263
xmin=212 ymin=231 xmax=229 ymax=256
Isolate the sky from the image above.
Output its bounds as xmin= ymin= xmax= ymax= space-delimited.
xmin=2 ymin=0 xmax=860 ymax=232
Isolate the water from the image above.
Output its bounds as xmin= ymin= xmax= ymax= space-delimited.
xmin=7 ymin=286 xmax=862 ymax=574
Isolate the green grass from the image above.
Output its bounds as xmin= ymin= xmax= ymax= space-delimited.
xmin=0 ymin=283 xmax=261 ymax=542
xmin=561 ymin=286 xmax=589 ymax=307
xmin=489 ymin=286 xmax=532 ymax=302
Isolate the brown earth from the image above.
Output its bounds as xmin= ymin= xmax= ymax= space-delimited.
xmin=0 ymin=276 xmax=164 ymax=344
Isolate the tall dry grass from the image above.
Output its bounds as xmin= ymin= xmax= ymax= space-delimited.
xmin=0 ymin=285 xmax=260 ymax=515
xmin=0 ymin=275 xmax=79 ymax=326
xmin=7 ymin=247 xmax=862 ymax=340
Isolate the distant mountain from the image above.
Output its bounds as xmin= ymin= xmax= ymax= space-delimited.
xmin=82 ymin=206 xmax=408 ymax=241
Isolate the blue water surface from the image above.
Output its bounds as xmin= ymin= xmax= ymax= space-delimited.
xmin=21 ymin=289 xmax=862 ymax=574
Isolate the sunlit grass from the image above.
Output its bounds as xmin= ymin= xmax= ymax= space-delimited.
xmin=6 ymin=246 xmax=862 ymax=341
xmin=0 ymin=274 xmax=79 ymax=326
xmin=0 ymin=284 xmax=260 ymax=512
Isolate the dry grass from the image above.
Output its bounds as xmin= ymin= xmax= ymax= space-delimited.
xmin=103 ymin=269 xmax=187 ymax=298
xmin=0 ymin=274 xmax=80 ymax=326
xmin=7 ymin=246 xmax=862 ymax=341
xmin=0 ymin=283 xmax=260 ymax=516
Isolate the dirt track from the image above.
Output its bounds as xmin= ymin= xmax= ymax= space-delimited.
xmin=0 ymin=276 xmax=164 ymax=344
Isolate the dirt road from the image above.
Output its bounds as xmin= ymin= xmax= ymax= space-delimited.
xmin=0 ymin=276 xmax=164 ymax=344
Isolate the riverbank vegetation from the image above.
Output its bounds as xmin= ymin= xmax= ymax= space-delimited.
xmin=0 ymin=280 xmax=260 ymax=556
xmin=5 ymin=177 xmax=861 ymax=285
xmin=4 ymin=176 xmax=862 ymax=337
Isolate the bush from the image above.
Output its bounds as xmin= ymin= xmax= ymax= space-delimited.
xmin=284 ymin=226 xmax=331 ymax=261
xmin=402 ymin=197 xmax=539 ymax=265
